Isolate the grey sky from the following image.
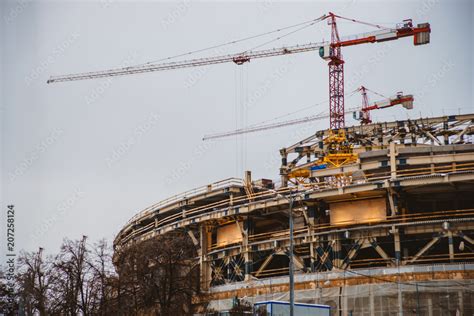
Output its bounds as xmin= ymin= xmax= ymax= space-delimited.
xmin=1 ymin=0 xmax=472 ymax=254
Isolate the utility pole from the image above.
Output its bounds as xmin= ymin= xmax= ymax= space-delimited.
xmin=259 ymin=187 xmax=298 ymax=316
xmin=288 ymin=196 xmax=295 ymax=316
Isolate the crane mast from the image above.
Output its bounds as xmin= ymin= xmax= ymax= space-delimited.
xmin=359 ymin=86 xmax=371 ymax=124
xmin=328 ymin=12 xmax=345 ymax=129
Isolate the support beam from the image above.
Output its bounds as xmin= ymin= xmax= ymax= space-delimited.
xmin=405 ymin=234 xmax=442 ymax=264
xmin=398 ymin=273 xmax=404 ymax=316
xmin=244 ymin=171 xmax=254 ymax=201
xmin=342 ymin=286 xmax=348 ymax=316
xmin=301 ymin=207 xmax=310 ymax=226
xmin=389 ymin=142 xmax=397 ymax=180
xmin=369 ymin=283 xmax=375 ymax=316
xmin=393 ymin=228 xmax=401 ymax=266
xmin=310 ymin=242 xmax=316 ymax=272
xmin=424 ymin=130 xmax=442 ymax=145
xmin=452 ymin=121 xmax=471 ymax=144
xmin=458 ymin=290 xmax=464 ymax=316
xmin=427 ymin=297 xmax=433 ymax=316
xmin=370 ymin=237 xmax=394 ymax=266
xmin=341 ymin=238 xmax=363 ymax=270
xmin=255 ymin=253 xmax=274 ymax=277
xmin=387 ymin=189 xmax=397 ymax=216
xmin=187 ymin=229 xmax=199 ymax=246
xmin=333 ymin=233 xmax=342 ymax=269
xmin=240 ymin=218 xmax=253 ymax=281
xmin=458 ymin=231 xmax=474 ymax=245
xmin=280 ymin=149 xmax=289 ymax=187
xmin=315 ymin=242 xmax=334 ymax=271
xmin=447 ymin=230 xmax=454 ymax=261
xmin=293 ymin=254 xmax=305 ymax=272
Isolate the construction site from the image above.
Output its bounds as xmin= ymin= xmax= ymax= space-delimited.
xmin=47 ymin=11 xmax=474 ymax=316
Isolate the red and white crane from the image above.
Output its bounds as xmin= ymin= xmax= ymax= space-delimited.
xmin=353 ymin=86 xmax=414 ymax=125
xmin=47 ymin=13 xmax=430 ymax=132
xmin=202 ymin=87 xmax=414 ymax=140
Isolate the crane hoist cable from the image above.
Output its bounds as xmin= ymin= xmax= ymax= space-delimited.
xmin=243 ymin=17 xmax=326 ymax=52
xmin=202 ymin=88 xmax=414 ymax=140
xmin=331 ymin=13 xmax=391 ymax=30
xmin=238 ymin=89 xmax=360 ymax=129
xmin=133 ymin=15 xmax=327 ymax=68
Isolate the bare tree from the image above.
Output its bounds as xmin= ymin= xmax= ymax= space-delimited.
xmin=16 ymin=248 xmax=52 ymax=316
xmin=115 ymin=231 xmax=199 ymax=315
xmin=86 ymin=239 xmax=116 ymax=315
xmin=51 ymin=236 xmax=94 ymax=315
xmin=0 ymin=268 xmax=18 ymax=315
xmin=10 ymin=232 xmax=199 ymax=315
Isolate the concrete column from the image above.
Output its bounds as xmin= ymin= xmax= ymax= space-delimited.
xmin=389 ymin=142 xmax=397 ymax=180
xmin=397 ymin=280 xmax=403 ymax=316
xmin=443 ymin=122 xmax=449 ymax=145
xmin=393 ymin=228 xmax=401 ymax=265
xmin=458 ymin=290 xmax=464 ymax=315
xmin=280 ymin=150 xmax=289 ymax=187
xmin=342 ymin=285 xmax=348 ymax=316
xmin=397 ymin=257 xmax=403 ymax=316
xmin=199 ymin=225 xmax=211 ymax=291
xmin=369 ymin=283 xmax=375 ymax=316
xmin=448 ymin=230 xmax=454 ymax=261
xmin=427 ymin=297 xmax=433 ymax=316
xmin=430 ymin=151 xmax=435 ymax=173
xmin=387 ymin=189 xmax=397 ymax=216
xmin=242 ymin=218 xmax=253 ymax=281
xmin=333 ymin=233 xmax=342 ymax=269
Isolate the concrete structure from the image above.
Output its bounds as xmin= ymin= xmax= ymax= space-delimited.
xmin=114 ymin=114 xmax=474 ymax=315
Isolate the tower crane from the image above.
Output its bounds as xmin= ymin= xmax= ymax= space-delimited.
xmin=359 ymin=86 xmax=371 ymax=124
xmin=202 ymin=87 xmax=414 ymax=140
xmin=353 ymin=86 xmax=414 ymax=125
xmin=47 ymin=12 xmax=431 ymax=135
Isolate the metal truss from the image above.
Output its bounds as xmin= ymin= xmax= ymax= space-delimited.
xmin=280 ymin=113 xmax=474 ymax=174
xmin=210 ymin=254 xmax=245 ymax=286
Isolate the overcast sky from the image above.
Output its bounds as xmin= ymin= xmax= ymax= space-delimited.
xmin=1 ymin=0 xmax=472 ymax=254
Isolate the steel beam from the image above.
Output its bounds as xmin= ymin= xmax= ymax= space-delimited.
xmin=370 ymin=237 xmax=394 ymax=266
xmin=405 ymin=234 xmax=443 ymax=265
xmin=254 ymin=252 xmax=275 ymax=277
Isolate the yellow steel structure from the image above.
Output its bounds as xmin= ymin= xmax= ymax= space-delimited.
xmin=322 ymin=129 xmax=358 ymax=168
xmin=288 ymin=130 xmax=358 ymax=181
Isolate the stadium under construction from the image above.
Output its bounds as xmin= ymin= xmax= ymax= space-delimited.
xmin=114 ymin=113 xmax=474 ymax=315
xmin=46 ymin=11 xmax=474 ymax=315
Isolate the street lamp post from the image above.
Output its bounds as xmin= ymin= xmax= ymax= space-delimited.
xmin=261 ymin=187 xmax=299 ymax=316
xmin=288 ymin=196 xmax=295 ymax=316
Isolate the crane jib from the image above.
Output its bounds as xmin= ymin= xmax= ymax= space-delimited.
xmin=46 ymin=42 xmax=324 ymax=83
xmin=46 ymin=16 xmax=430 ymax=96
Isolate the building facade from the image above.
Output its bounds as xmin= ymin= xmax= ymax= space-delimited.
xmin=114 ymin=114 xmax=474 ymax=315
